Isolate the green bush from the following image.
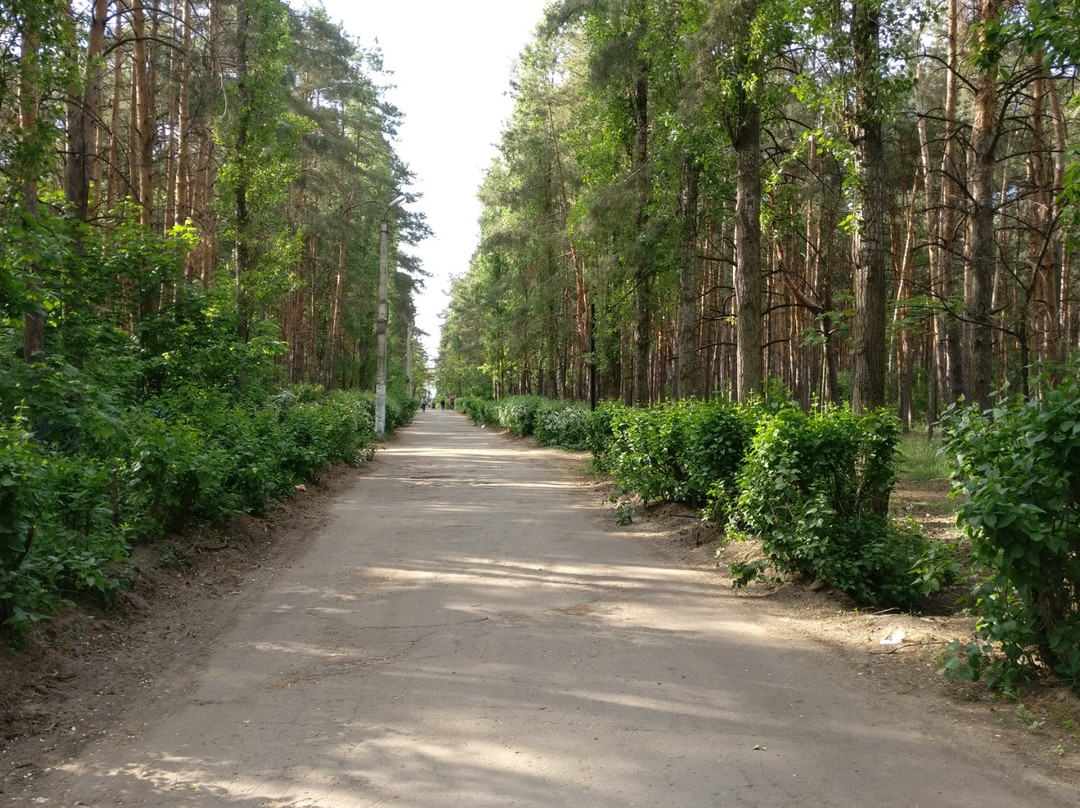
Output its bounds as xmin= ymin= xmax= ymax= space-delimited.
xmin=459 ymin=396 xmax=591 ymax=451
xmin=117 ymin=408 xmax=233 ymax=540
xmin=605 ymin=403 xmax=685 ymax=504
xmin=493 ymin=395 xmax=546 ymax=435
xmin=270 ymin=388 xmax=385 ymax=485
xmin=533 ymin=399 xmax=591 ymax=450
xmin=730 ymin=406 xmax=927 ymax=607
xmin=456 ymin=395 xmax=547 ymax=436
xmin=0 ymin=419 xmax=46 ymax=623
xmin=0 ymin=219 xmax=411 ymax=642
xmin=201 ymin=402 xmax=290 ymax=514
xmin=584 ymin=400 xmax=628 ymax=472
xmin=1 ymin=419 xmax=133 ymax=637
xmin=0 ymin=382 xmax=385 ymax=642
xmin=944 ymin=378 xmax=1080 ymax=691
xmin=458 ymin=396 xmax=494 ymax=425
xmin=680 ymin=398 xmax=757 ymax=516
xmin=597 ymin=398 xmax=756 ymax=511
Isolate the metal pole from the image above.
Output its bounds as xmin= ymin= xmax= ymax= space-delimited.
xmin=375 ymin=217 xmax=389 ymax=438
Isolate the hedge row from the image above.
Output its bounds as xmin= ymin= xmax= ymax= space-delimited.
xmin=458 ymin=395 xmax=592 ymax=451
xmin=463 ymin=381 xmax=1080 ymax=691
xmin=1 ymin=384 xmax=416 ymax=638
xmin=460 ymin=394 xmax=941 ymax=610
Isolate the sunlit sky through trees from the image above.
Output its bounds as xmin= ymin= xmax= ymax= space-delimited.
xmin=313 ymin=0 xmax=550 ymax=358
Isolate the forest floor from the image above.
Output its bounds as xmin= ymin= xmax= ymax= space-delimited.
xmin=1 ymin=445 xmax=1079 ymax=798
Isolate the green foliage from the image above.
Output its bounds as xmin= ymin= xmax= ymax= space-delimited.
xmin=0 ymin=415 xmax=131 ymax=636
xmin=459 ymin=396 xmax=596 ymax=452
xmin=461 ymin=395 xmax=548 ymax=436
xmin=458 ymin=396 xmax=495 ymax=425
xmin=118 ymin=409 xmax=232 ymax=539
xmin=909 ymin=534 xmax=964 ymax=598
xmin=0 ymin=418 xmax=44 ymax=578
xmin=681 ymin=398 xmax=758 ymax=520
xmin=0 ymin=362 xmax=388 ymax=640
xmin=0 ymin=2 xmax=420 ymax=645
xmin=584 ymin=400 xmax=629 ymax=472
xmin=944 ymin=377 xmax=1080 ymax=690
xmin=461 ymin=391 xmax=938 ymax=609
xmin=533 ymin=399 xmax=592 ymax=450
xmin=731 ymin=406 xmax=929 ymax=607
xmin=495 ymin=395 xmax=547 ymax=436
xmin=605 ymin=403 xmax=686 ymax=504
xmin=595 ymin=397 xmax=757 ymax=511
xmin=270 ymin=386 xmax=380 ymax=480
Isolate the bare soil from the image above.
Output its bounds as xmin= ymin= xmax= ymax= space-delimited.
xmin=2 ymin=456 xmax=1078 ymax=798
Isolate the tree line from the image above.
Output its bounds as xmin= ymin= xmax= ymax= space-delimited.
xmin=0 ymin=1 xmax=430 ymax=634
xmin=435 ymin=0 xmax=1080 ymax=423
xmin=2 ymin=0 xmax=426 ymax=393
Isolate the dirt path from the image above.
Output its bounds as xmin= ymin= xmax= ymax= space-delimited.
xmin=9 ymin=412 xmax=1078 ymax=806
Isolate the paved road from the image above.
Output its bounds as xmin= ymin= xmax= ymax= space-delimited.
xmin=21 ymin=412 xmax=1077 ymax=806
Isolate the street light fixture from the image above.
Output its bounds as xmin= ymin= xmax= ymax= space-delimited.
xmin=375 ymin=194 xmax=406 ymax=439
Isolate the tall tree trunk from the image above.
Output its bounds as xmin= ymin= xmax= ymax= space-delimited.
xmin=234 ymin=0 xmax=254 ymax=341
xmin=192 ymin=0 xmax=224 ymax=286
xmin=65 ymin=0 xmax=109 ymax=225
xmin=937 ymin=0 xmax=964 ymax=408
xmin=19 ymin=22 xmax=45 ymax=362
xmin=676 ymin=151 xmax=701 ymax=399
xmin=631 ymin=59 xmax=651 ymax=405
xmin=1028 ymin=56 xmax=1055 ymax=371
xmin=850 ymin=0 xmax=886 ymax=413
xmin=963 ymin=0 xmax=1001 ymax=409
xmin=1047 ymin=76 xmax=1070 ymax=358
xmin=174 ymin=0 xmax=196 ymax=281
xmin=893 ymin=169 xmax=920 ymax=428
xmin=733 ymin=96 xmax=763 ymax=403
xmin=173 ymin=0 xmax=192 ymax=224
xmin=131 ymin=0 xmax=155 ymax=228
xmin=163 ymin=0 xmax=182 ymax=233
xmin=545 ymin=97 xmax=589 ymax=398
xmin=106 ymin=15 xmax=124 ymax=212
xmin=1032 ymin=60 xmax=1066 ymax=372
xmin=916 ymin=68 xmax=943 ymax=428
xmin=329 ymin=198 xmax=350 ymax=389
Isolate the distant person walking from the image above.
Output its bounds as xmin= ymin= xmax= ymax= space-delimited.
xmin=449 ymin=396 xmax=455 ymax=410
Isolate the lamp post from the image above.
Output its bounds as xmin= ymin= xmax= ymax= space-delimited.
xmin=375 ymin=194 xmax=405 ymax=439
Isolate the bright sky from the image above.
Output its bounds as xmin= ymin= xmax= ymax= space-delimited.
xmin=312 ymin=0 xmax=551 ymax=359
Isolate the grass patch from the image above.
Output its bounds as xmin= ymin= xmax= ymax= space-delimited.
xmin=897 ymin=432 xmax=953 ymax=482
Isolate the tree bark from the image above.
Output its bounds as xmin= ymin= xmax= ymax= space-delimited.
xmin=915 ymin=67 xmax=944 ymax=428
xmin=893 ymin=169 xmax=920 ymax=428
xmin=1047 ymin=75 xmax=1070 ymax=356
xmin=106 ymin=12 xmax=124 ymax=212
xmin=631 ymin=58 xmax=651 ymax=405
xmin=733 ymin=96 xmax=763 ymax=403
xmin=64 ymin=0 xmax=109 ymax=225
xmin=937 ymin=0 xmax=964 ymax=409
xmin=850 ymin=0 xmax=886 ymax=413
xmin=234 ymin=0 xmax=254 ymax=341
xmin=19 ymin=21 xmax=45 ymax=362
xmin=130 ymin=0 xmax=155 ymax=228
xmin=963 ymin=0 xmax=1001 ymax=410
xmin=676 ymin=151 xmax=701 ymax=399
